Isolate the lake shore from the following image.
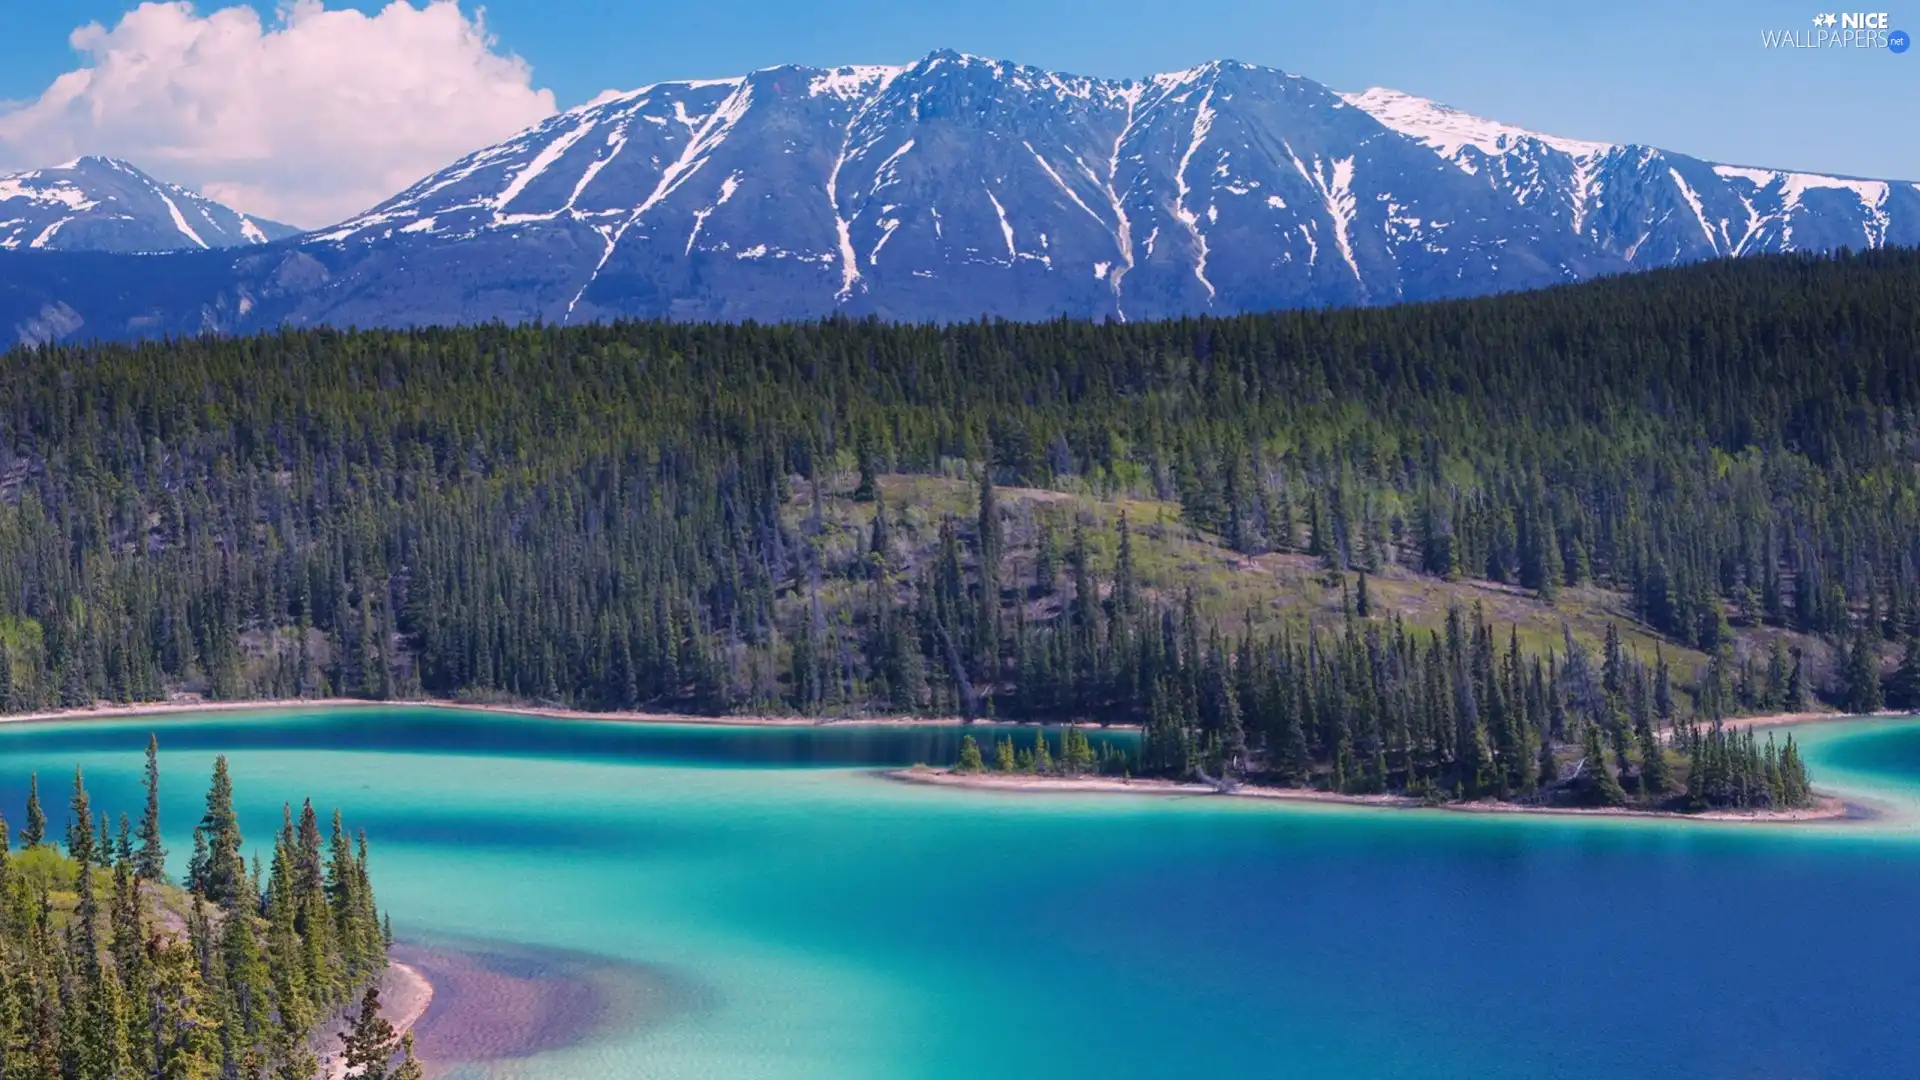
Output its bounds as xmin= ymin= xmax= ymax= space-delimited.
xmin=0 ymin=695 xmax=1142 ymax=731
xmin=888 ymin=766 xmax=1857 ymax=824
xmin=2 ymin=695 xmax=1892 ymax=737
xmin=1717 ymin=709 xmax=1884 ymax=730
xmin=316 ymin=960 xmax=433 ymax=1080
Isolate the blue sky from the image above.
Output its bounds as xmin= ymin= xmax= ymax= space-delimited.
xmin=5 ymin=0 xmax=1913 ymax=176
xmin=1 ymin=0 xmax=1913 ymax=224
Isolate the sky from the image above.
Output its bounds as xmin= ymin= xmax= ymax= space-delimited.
xmin=0 ymin=0 xmax=1912 ymax=227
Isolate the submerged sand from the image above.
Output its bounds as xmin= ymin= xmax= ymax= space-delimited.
xmin=305 ymin=940 xmax=704 ymax=1078
xmin=389 ymin=940 xmax=711 ymax=1073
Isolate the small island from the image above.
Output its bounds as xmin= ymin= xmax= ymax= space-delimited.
xmin=904 ymin=609 xmax=1839 ymax=823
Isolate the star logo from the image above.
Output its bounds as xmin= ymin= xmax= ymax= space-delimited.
xmin=1812 ymin=12 xmax=1838 ymax=26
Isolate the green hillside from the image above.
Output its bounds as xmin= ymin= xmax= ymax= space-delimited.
xmin=0 ymin=249 xmax=1915 ymax=807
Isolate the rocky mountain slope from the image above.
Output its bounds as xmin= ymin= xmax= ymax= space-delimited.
xmin=0 ymin=157 xmax=298 ymax=253
xmin=2 ymin=51 xmax=1913 ymax=344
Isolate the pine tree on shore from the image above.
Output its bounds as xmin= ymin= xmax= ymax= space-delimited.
xmin=21 ymin=773 xmax=44 ymax=848
xmin=1842 ymin=629 xmax=1886 ymax=714
xmin=955 ymin=735 xmax=984 ymax=773
xmin=137 ymin=733 xmax=168 ymax=881
xmin=993 ymin=736 xmax=1016 ymax=772
xmin=1582 ymin=724 xmax=1627 ymax=807
xmin=340 ymin=985 xmax=398 ymax=1080
xmin=192 ymin=756 xmax=247 ymax=908
xmin=68 ymin=766 xmax=94 ymax=865
xmin=392 ymin=1033 xmax=425 ymax=1080
xmin=1639 ymin=724 xmax=1675 ymax=795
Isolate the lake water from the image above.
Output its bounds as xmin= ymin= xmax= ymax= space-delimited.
xmin=0 ymin=706 xmax=1916 ymax=1080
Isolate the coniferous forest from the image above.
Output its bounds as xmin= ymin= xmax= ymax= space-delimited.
xmin=0 ymin=738 xmax=401 ymax=1079
xmin=3 ymin=249 xmax=1918 ymax=807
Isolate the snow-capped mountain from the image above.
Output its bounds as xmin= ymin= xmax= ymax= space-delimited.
xmin=1 ymin=52 xmax=1915 ymax=344
xmin=0 ymin=157 xmax=298 ymax=253
xmin=1341 ymin=87 xmax=1920 ymax=266
xmin=293 ymin=53 xmax=1612 ymax=326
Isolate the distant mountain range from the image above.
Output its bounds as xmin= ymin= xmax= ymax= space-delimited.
xmin=3 ymin=51 xmax=1915 ymax=345
xmin=0 ymin=157 xmax=298 ymax=254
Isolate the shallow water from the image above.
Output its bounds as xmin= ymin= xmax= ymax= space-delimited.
xmin=1 ymin=706 xmax=1917 ymax=1080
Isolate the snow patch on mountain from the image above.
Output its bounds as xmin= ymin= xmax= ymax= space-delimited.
xmin=1172 ymin=83 xmax=1219 ymax=302
xmin=1341 ymin=87 xmax=1613 ymax=161
xmin=0 ymin=157 xmax=294 ymax=252
xmin=810 ymin=65 xmax=906 ymax=99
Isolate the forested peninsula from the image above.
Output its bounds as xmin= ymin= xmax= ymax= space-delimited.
xmin=0 ymin=738 xmax=409 ymax=1078
xmin=5 ymin=250 xmax=1920 ymax=812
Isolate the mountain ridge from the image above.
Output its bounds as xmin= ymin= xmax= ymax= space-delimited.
xmin=0 ymin=156 xmax=300 ymax=254
xmin=2 ymin=50 xmax=1915 ymax=344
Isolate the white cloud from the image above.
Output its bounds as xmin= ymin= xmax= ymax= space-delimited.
xmin=0 ymin=1 xmax=558 ymax=227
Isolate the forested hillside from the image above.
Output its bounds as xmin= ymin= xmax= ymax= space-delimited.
xmin=0 ymin=249 xmax=1914 ymax=803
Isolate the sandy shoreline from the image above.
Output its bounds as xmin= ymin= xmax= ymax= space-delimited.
xmin=317 ymin=960 xmax=433 ymax=1080
xmin=0 ymin=695 xmax=1141 ymax=731
xmin=888 ymin=767 xmax=1858 ymax=824
xmin=1 ymin=695 xmax=1885 ymax=737
xmin=0 ymin=697 xmax=381 ymax=726
xmin=1712 ymin=709 xmax=1871 ymax=731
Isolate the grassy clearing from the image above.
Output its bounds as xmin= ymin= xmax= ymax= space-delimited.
xmin=781 ymin=473 xmax=1828 ymax=693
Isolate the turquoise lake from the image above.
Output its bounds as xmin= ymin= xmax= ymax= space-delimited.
xmin=0 ymin=706 xmax=1916 ymax=1079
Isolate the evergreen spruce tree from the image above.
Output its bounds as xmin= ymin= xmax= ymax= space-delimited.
xmin=186 ymin=828 xmax=209 ymax=894
xmin=1891 ymin=634 xmax=1920 ymax=711
xmin=1780 ymin=735 xmax=1813 ymax=807
xmin=1034 ymin=518 xmax=1060 ymax=596
xmin=115 ymin=812 xmax=132 ymax=867
xmin=21 ymin=773 xmax=44 ymax=848
xmin=1581 ymin=723 xmax=1627 ymax=807
xmin=975 ymin=466 xmax=1003 ymax=683
xmin=193 ymin=757 xmax=247 ymax=908
xmin=391 ymin=1034 xmax=425 ymax=1080
xmin=853 ymin=442 xmax=879 ymax=502
xmin=67 ymin=767 xmax=95 ymax=866
xmin=1113 ymin=512 xmax=1139 ymax=619
xmin=339 ymin=985 xmax=398 ymax=1080
xmin=867 ymin=492 xmax=892 ymax=576
xmin=1639 ymin=723 xmax=1675 ymax=795
xmin=137 ymin=734 xmax=168 ymax=881
xmin=993 ymin=736 xmax=1016 ymax=772
xmin=955 ymin=735 xmax=984 ymax=773
xmin=1842 ymin=629 xmax=1886 ymax=715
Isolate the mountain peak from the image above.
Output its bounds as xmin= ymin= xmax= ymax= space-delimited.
xmin=0 ymin=157 xmax=298 ymax=253
xmin=71 ymin=155 xmax=143 ymax=172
